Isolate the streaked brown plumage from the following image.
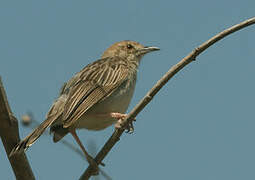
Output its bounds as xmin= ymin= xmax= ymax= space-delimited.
xmin=10 ymin=40 xmax=159 ymax=172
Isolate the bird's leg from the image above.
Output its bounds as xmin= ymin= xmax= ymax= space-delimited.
xmin=70 ymin=129 xmax=99 ymax=175
xmin=110 ymin=112 xmax=135 ymax=133
xmin=110 ymin=113 xmax=127 ymax=129
xmin=94 ymin=112 xmax=135 ymax=133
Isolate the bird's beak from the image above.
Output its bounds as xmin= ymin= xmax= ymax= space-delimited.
xmin=137 ymin=46 xmax=160 ymax=55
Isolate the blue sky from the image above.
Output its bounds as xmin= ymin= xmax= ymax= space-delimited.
xmin=1 ymin=0 xmax=255 ymax=179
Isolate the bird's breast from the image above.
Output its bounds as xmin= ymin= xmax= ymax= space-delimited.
xmin=75 ymin=73 xmax=137 ymax=130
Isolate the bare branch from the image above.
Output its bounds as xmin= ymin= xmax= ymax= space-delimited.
xmin=80 ymin=17 xmax=255 ymax=179
xmin=0 ymin=77 xmax=35 ymax=180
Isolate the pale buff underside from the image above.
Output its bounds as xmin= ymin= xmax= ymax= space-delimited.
xmin=67 ymin=75 xmax=136 ymax=130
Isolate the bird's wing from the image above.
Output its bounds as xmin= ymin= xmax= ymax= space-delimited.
xmin=62 ymin=57 xmax=130 ymax=128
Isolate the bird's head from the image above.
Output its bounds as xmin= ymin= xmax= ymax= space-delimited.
xmin=101 ymin=40 xmax=159 ymax=62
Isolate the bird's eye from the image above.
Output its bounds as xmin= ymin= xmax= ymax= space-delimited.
xmin=127 ymin=44 xmax=133 ymax=49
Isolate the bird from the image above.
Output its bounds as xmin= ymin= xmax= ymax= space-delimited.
xmin=10 ymin=40 xmax=159 ymax=173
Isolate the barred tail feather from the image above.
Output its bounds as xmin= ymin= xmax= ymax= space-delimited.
xmin=9 ymin=117 xmax=55 ymax=157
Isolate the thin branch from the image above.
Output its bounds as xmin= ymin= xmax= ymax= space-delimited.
xmin=0 ymin=77 xmax=35 ymax=180
xmin=80 ymin=17 xmax=255 ymax=179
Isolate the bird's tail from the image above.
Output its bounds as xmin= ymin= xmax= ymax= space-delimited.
xmin=9 ymin=117 xmax=55 ymax=156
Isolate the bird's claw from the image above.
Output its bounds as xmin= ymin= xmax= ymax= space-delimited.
xmin=87 ymin=155 xmax=99 ymax=175
xmin=113 ymin=113 xmax=136 ymax=133
xmin=125 ymin=121 xmax=134 ymax=134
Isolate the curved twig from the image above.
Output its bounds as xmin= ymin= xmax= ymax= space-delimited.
xmin=80 ymin=17 xmax=255 ymax=179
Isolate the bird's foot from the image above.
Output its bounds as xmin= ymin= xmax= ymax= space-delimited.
xmin=111 ymin=113 xmax=135 ymax=133
xmin=87 ymin=155 xmax=99 ymax=175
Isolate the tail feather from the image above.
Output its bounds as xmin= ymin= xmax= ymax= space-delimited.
xmin=50 ymin=124 xmax=69 ymax=143
xmin=9 ymin=117 xmax=55 ymax=157
xmin=53 ymin=127 xmax=69 ymax=142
